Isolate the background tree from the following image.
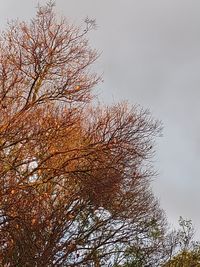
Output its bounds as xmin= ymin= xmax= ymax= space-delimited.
xmin=163 ymin=218 xmax=200 ymax=267
xmin=0 ymin=2 xmax=166 ymax=266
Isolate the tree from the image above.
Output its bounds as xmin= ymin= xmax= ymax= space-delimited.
xmin=0 ymin=2 xmax=165 ymax=266
xmin=163 ymin=218 xmax=200 ymax=267
xmin=163 ymin=251 xmax=200 ymax=267
xmin=113 ymin=218 xmax=181 ymax=267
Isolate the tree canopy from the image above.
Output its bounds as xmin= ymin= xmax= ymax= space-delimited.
xmin=0 ymin=2 xmax=197 ymax=267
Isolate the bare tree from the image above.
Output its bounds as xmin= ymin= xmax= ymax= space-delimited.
xmin=0 ymin=2 xmax=165 ymax=266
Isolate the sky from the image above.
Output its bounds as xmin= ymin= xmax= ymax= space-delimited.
xmin=0 ymin=0 xmax=200 ymax=234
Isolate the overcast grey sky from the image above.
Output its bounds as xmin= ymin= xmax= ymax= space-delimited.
xmin=1 ymin=0 xmax=200 ymax=234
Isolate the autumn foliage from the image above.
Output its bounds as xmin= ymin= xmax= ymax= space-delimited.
xmin=0 ymin=2 xmax=168 ymax=266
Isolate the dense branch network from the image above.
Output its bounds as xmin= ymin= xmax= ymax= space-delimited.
xmin=0 ymin=2 xmax=175 ymax=267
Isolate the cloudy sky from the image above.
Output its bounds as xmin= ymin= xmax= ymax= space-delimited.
xmin=1 ymin=0 xmax=200 ymax=234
